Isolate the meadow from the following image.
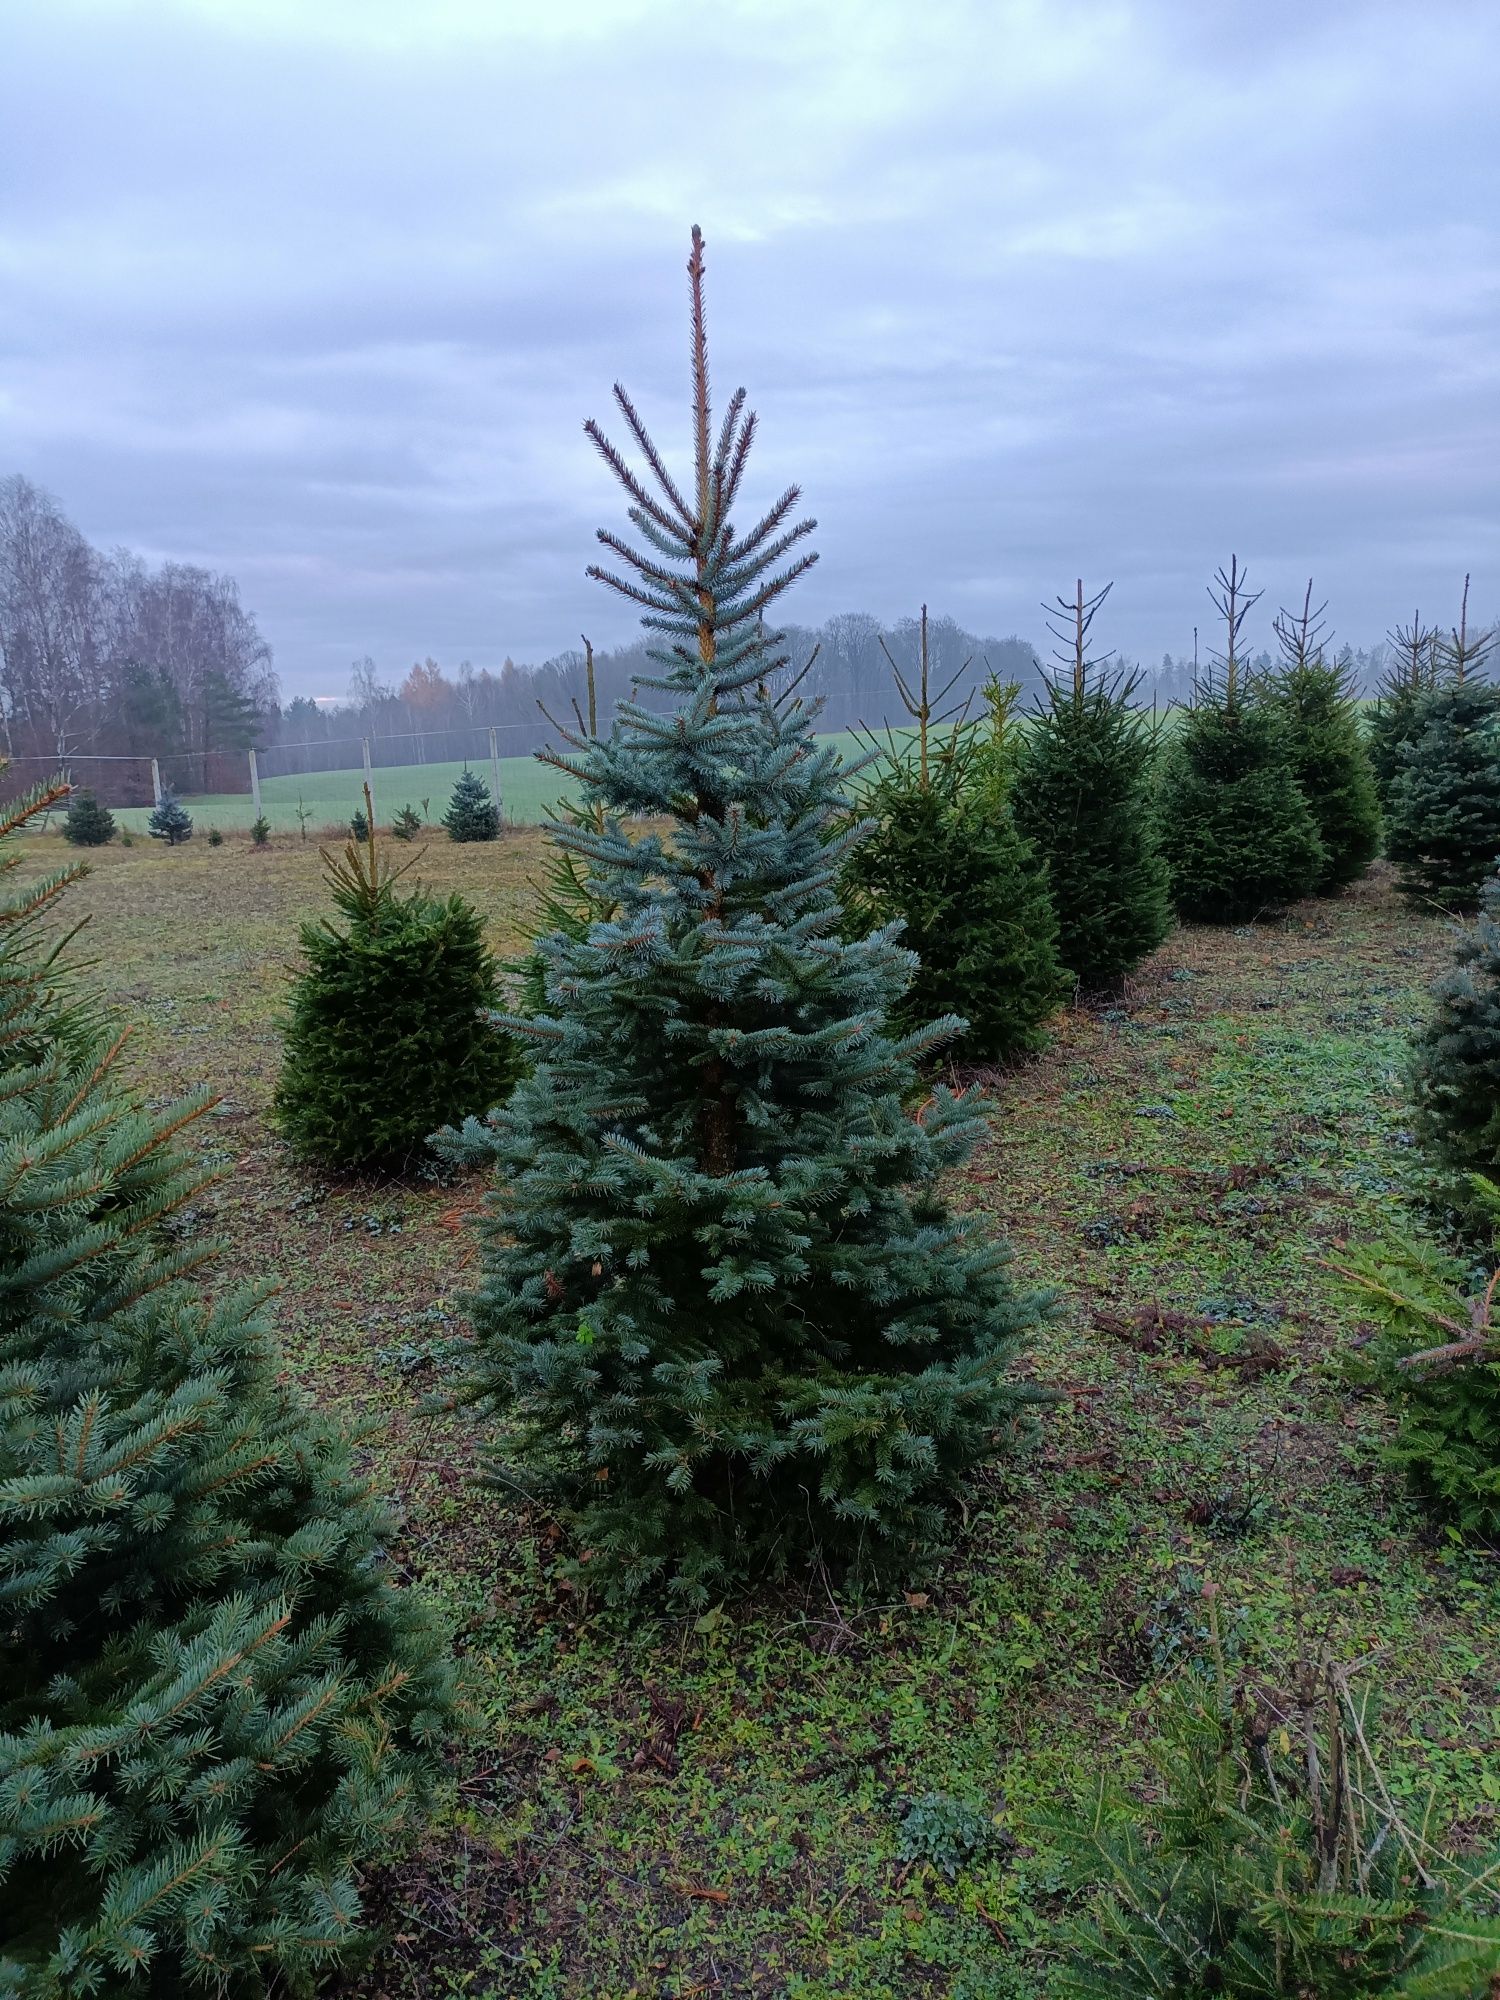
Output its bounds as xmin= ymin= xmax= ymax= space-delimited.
xmin=99 ymin=732 xmax=884 ymax=833
xmin=27 ymin=823 xmax=1499 ymax=1999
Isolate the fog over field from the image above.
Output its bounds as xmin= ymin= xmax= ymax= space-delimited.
xmin=2 ymin=0 xmax=1497 ymax=694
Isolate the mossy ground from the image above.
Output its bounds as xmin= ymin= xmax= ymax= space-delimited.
xmin=27 ymin=828 xmax=1497 ymax=1998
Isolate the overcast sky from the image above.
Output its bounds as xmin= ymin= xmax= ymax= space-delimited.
xmin=3 ymin=0 xmax=1497 ymax=698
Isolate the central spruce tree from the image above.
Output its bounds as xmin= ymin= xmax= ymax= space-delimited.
xmin=437 ymin=229 xmax=1049 ymax=1602
xmin=1011 ymin=579 xmax=1172 ymax=989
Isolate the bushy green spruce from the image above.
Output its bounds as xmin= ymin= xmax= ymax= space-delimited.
xmin=0 ymin=778 xmax=457 ymax=1997
xmin=274 ymin=818 xmax=518 ymax=1173
xmin=147 ymin=787 xmax=193 ymax=845
xmin=349 ymin=806 xmax=370 ymax=841
xmin=1264 ymin=583 xmax=1380 ymax=891
xmin=1011 ymin=579 xmax=1172 ymax=989
xmin=61 ymin=788 xmax=116 ymax=847
xmin=392 ymin=803 xmax=423 ymax=841
xmin=1155 ymin=557 xmax=1324 ymax=923
xmin=435 ymin=229 xmax=1050 ymax=1602
xmin=1368 ymin=609 xmax=1441 ymax=814
xmin=1033 ymin=1606 xmax=1500 ymax=1996
xmin=1332 ymin=1228 xmax=1500 ymax=1540
xmin=1386 ymin=583 xmax=1500 ymax=910
xmin=843 ymin=714 xmax=1064 ymax=1060
xmin=1408 ymin=875 xmax=1500 ymax=1192
xmin=250 ymin=812 xmax=271 ymax=846
xmin=442 ymin=768 xmax=499 ymax=842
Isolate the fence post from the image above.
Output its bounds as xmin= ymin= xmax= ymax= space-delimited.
xmin=150 ymin=758 xmax=163 ymax=807
xmin=248 ymin=748 xmax=262 ymax=819
xmin=489 ymin=726 xmax=503 ymax=824
xmin=361 ymin=737 xmax=376 ymax=828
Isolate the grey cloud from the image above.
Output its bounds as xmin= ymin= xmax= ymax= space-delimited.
xmin=1 ymin=0 xmax=1496 ymax=693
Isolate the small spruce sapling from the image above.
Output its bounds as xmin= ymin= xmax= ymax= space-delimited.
xmin=443 ymin=767 xmax=499 ymax=842
xmin=250 ymin=811 xmax=271 ymax=846
xmin=392 ymin=802 xmax=423 ymax=840
xmin=435 ymin=227 xmax=1051 ymax=1602
xmin=61 ymin=788 xmax=116 ymax=846
xmin=147 ymin=786 xmax=193 ymax=845
xmin=1011 ymin=579 xmax=1172 ymax=989
xmin=1264 ymin=581 xmax=1381 ymax=891
xmin=1385 ymin=576 xmax=1500 ymax=911
xmin=275 ymin=795 xmax=518 ymax=1172
xmin=1155 ymin=556 xmax=1324 ymax=923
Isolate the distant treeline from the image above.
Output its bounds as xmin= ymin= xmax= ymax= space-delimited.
xmin=0 ymin=471 xmax=1433 ymax=801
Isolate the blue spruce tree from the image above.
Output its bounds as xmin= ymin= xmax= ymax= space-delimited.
xmin=437 ymin=228 xmax=1049 ymax=1603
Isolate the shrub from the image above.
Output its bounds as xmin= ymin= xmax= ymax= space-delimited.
xmin=61 ymin=789 xmax=116 ymax=847
xmin=392 ymin=802 xmax=423 ymax=841
xmin=442 ymin=768 xmax=499 ymax=842
xmin=1011 ymin=581 xmax=1171 ymax=989
xmin=435 ymin=229 xmax=1050 ymax=1603
xmin=0 ymin=779 xmax=458 ymax=1994
xmin=147 ymin=788 xmax=193 ymax=845
xmin=350 ymin=806 xmax=370 ymax=841
xmin=207 ymin=824 xmax=224 ymax=846
xmin=1032 ymin=1601 xmax=1500 ymax=1996
xmin=274 ymin=830 xmax=519 ymax=1172
xmin=250 ymin=812 xmax=271 ymax=846
xmin=1264 ymin=584 xmax=1380 ymax=892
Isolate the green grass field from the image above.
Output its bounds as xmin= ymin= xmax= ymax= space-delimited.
xmin=20 ymin=829 xmax=1500 ymax=1997
xmin=105 ymin=732 xmax=885 ymax=833
xmin=105 ymin=716 xmax=1188 ymax=833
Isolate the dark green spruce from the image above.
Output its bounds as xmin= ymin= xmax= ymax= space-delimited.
xmin=1011 ymin=579 xmax=1172 ymax=989
xmin=274 ymin=816 xmax=518 ymax=1172
xmin=61 ymin=789 xmax=116 ymax=847
xmin=1155 ymin=557 xmax=1324 ymax=923
xmin=1263 ymin=582 xmax=1380 ymax=892
xmin=1386 ymin=578 xmax=1500 ymax=911
xmin=1368 ymin=608 xmax=1441 ymax=815
xmin=843 ymin=613 xmax=1064 ymax=1057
